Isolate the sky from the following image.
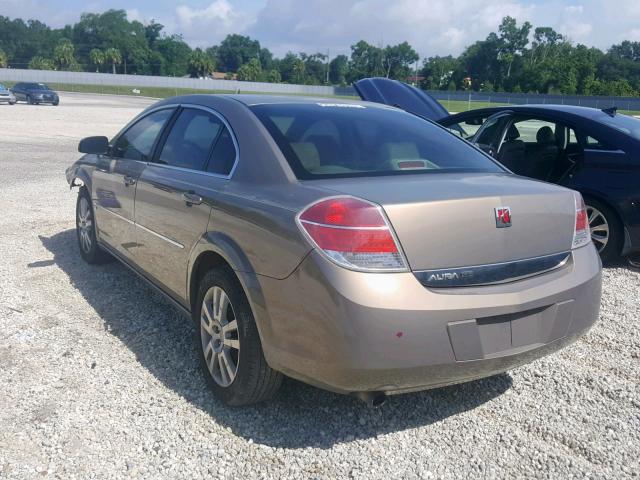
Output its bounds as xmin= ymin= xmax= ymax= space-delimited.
xmin=1 ymin=0 xmax=639 ymax=59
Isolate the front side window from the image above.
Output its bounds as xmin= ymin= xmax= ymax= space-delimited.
xmin=250 ymin=103 xmax=503 ymax=179
xmin=111 ymin=109 xmax=173 ymax=161
xmin=157 ymin=108 xmax=223 ymax=170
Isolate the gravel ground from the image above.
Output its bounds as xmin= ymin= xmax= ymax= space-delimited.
xmin=0 ymin=93 xmax=638 ymax=480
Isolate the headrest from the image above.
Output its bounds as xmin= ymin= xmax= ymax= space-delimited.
xmin=505 ymin=125 xmax=520 ymax=141
xmin=290 ymin=142 xmax=320 ymax=171
xmin=536 ymin=126 xmax=555 ymax=144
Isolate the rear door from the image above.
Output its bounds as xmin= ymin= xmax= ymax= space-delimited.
xmin=133 ymin=105 xmax=238 ymax=301
xmin=92 ymin=107 xmax=175 ymax=259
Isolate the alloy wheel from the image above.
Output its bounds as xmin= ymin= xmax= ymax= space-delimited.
xmin=200 ymin=286 xmax=240 ymax=387
xmin=77 ymin=197 xmax=93 ymax=253
xmin=586 ymin=205 xmax=609 ymax=253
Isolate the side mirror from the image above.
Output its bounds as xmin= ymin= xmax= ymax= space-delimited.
xmin=79 ymin=136 xmax=109 ymax=155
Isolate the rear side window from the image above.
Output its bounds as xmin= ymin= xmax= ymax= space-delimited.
xmin=112 ymin=109 xmax=173 ymax=161
xmin=207 ymin=127 xmax=237 ymax=175
xmin=250 ymin=103 xmax=503 ymax=179
xmin=158 ymin=108 xmax=223 ymax=170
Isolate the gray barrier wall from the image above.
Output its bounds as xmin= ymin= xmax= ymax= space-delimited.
xmin=0 ymin=68 xmax=349 ymax=96
xmin=426 ymin=90 xmax=640 ymax=111
xmin=2 ymin=68 xmax=638 ymax=109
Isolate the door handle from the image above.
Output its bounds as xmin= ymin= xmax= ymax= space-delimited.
xmin=183 ymin=191 xmax=203 ymax=206
xmin=123 ymin=175 xmax=136 ymax=187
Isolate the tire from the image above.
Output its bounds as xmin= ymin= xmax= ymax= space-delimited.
xmin=9 ymin=100 xmax=15 ymax=105
xmin=584 ymin=198 xmax=623 ymax=263
xmin=27 ymin=95 xmax=34 ymax=105
xmin=53 ymin=99 xmax=59 ymax=106
xmin=75 ymin=188 xmax=112 ymax=264
xmin=195 ymin=267 xmax=282 ymax=406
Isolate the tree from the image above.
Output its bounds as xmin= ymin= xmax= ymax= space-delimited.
xmin=382 ymin=41 xmax=419 ymax=80
xmin=347 ymin=40 xmax=384 ymax=82
xmin=329 ymin=55 xmax=348 ymax=85
xmin=497 ymin=16 xmax=532 ymax=78
xmin=263 ymin=69 xmax=281 ymax=83
xmin=421 ymin=55 xmax=458 ymax=90
xmin=236 ymin=58 xmax=262 ymax=81
xmin=187 ymin=48 xmax=214 ymax=78
xmin=104 ymin=47 xmax=122 ymax=74
xmin=28 ymin=56 xmax=54 ymax=70
xmin=155 ymin=35 xmax=191 ymax=77
xmin=216 ymin=34 xmax=260 ymax=72
xmin=53 ymin=38 xmax=77 ymax=70
xmin=0 ymin=48 xmax=7 ymax=67
xmin=89 ymin=48 xmax=104 ymax=72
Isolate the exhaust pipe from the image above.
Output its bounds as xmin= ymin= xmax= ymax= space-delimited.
xmin=354 ymin=391 xmax=386 ymax=407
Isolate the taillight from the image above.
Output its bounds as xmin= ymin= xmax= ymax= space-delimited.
xmin=297 ymin=196 xmax=408 ymax=271
xmin=572 ymin=192 xmax=590 ymax=249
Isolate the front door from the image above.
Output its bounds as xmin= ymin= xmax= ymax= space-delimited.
xmin=93 ymin=108 xmax=175 ymax=259
xmin=134 ymin=106 xmax=238 ymax=302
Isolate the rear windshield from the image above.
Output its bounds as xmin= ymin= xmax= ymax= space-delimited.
xmin=250 ymin=103 xmax=503 ymax=179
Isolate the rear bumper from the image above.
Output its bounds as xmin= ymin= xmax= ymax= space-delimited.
xmin=254 ymin=244 xmax=602 ymax=394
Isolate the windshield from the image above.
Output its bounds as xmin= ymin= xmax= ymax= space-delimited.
xmin=28 ymin=83 xmax=50 ymax=90
xmin=250 ymin=103 xmax=503 ymax=179
xmin=599 ymin=113 xmax=640 ymax=141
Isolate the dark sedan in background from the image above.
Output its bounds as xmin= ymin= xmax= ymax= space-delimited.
xmin=355 ymin=78 xmax=640 ymax=262
xmin=11 ymin=82 xmax=59 ymax=105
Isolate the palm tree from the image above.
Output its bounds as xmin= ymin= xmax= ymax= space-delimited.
xmin=89 ymin=49 xmax=105 ymax=73
xmin=104 ymin=48 xmax=122 ymax=74
xmin=0 ymin=48 xmax=8 ymax=68
xmin=53 ymin=39 xmax=76 ymax=70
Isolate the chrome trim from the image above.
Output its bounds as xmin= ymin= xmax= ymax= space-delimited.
xmin=178 ymin=103 xmax=240 ymax=180
xmin=136 ymin=223 xmax=184 ymax=249
xmin=98 ymin=205 xmax=135 ymax=225
xmin=299 ymin=219 xmax=388 ymax=231
xmin=414 ymin=251 xmax=571 ymax=288
xmin=110 ymin=103 xmax=240 ymax=179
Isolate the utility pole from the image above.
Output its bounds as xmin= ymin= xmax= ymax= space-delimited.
xmin=326 ymin=48 xmax=330 ymax=85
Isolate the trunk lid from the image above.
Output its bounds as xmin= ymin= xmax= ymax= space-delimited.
xmin=307 ymin=173 xmax=576 ymax=271
xmin=353 ymin=77 xmax=450 ymax=122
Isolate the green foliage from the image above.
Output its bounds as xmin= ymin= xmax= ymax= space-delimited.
xmin=329 ymin=55 xmax=349 ymax=85
xmin=104 ymin=48 xmax=122 ymax=74
xmin=236 ymin=58 xmax=262 ymax=81
xmin=216 ymin=34 xmax=260 ymax=72
xmin=187 ymin=48 xmax=215 ymax=78
xmin=28 ymin=56 xmax=55 ymax=70
xmin=89 ymin=49 xmax=104 ymax=72
xmin=53 ymin=39 xmax=78 ymax=70
xmin=1 ymin=12 xmax=640 ymax=96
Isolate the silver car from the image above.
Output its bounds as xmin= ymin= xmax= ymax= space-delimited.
xmin=66 ymin=95 xmax=602 ymax=406
xmin=0 ymin=83 xmax=16 ymax=105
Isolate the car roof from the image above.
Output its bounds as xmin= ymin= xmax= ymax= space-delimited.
xmin=155 ymin=93 xmax=394 ymax=110
xmin=443 ymin=104 xmax=629 ymax=128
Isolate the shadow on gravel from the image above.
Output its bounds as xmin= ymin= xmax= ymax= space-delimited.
xmin=39 ymin=229 xmax=513 ymax=449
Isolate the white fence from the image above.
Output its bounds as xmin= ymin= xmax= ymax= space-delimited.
xmin=0 ymin=68 xmax=348 ymax=96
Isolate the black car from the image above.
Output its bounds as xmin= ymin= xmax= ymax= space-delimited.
xmin=11 ymin=82 xmax=59 ymax=105
xmin=355 ymin=78 xmax=640 ymax=261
